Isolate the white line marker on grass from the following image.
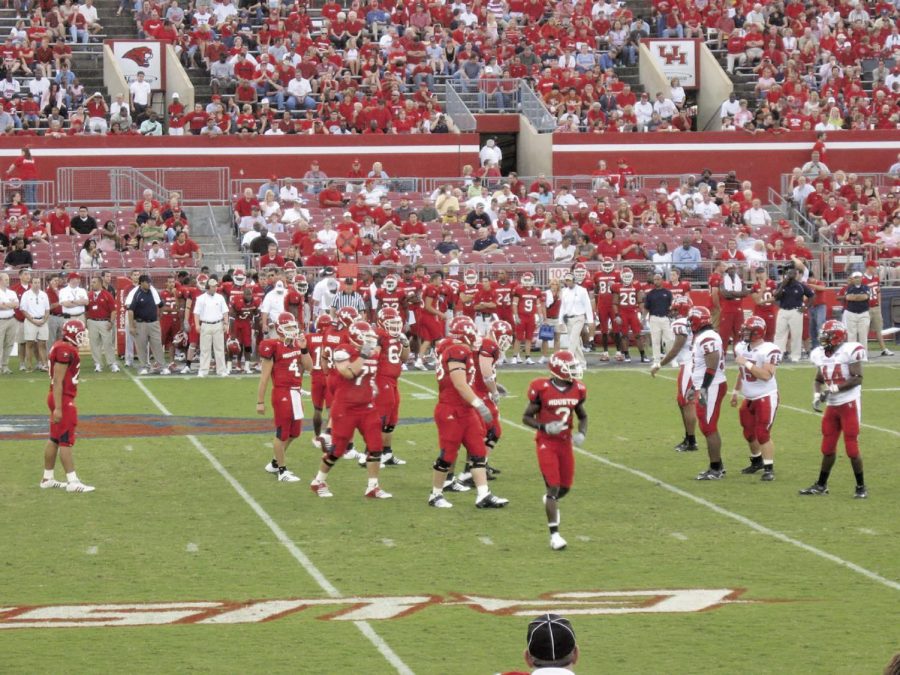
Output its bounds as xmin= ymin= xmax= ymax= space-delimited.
xmin=858 ymin=528 xmax=877 ymax=536
xmin=86 ymin=546 xmax=98 ymax=555
xmin=576 ymin=535 xmax=591 ymax=542
xmin=671 ymin=532 xmax=689 ymax=541
xmin=186 ymin=542 xmax=199 ymax=553
xmin=478 ymin=536 xmax=494 ymax=546
xmin=124 ymin=445 xmax=133 ymax=452
xmin=381 ymin=538 xmax=396 ymax=548
xmin=399 ymin=376 xmax=900 ymax=593
xmin=614 ymin=436 xmax=629 ymax=442
xmin=127 ymin=371 xmax=414 ymax=675
xmin=406 ymin=440 xmax=416 ymax=446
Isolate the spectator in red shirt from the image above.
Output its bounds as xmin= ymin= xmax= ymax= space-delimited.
xmin=46 ymin=205 xmax=71 ymax=236
xmin=400 ymin=212 xmax=426 ymax=240
xmin=318 ymin=181 xmax=345 ymax=208
xmin=259 ymin=242 xmax=286 ymax=268
xmin=170 ymin=231 xmax=202 ymax=264
xmin=373 ymin=241 xmax=401 ymax=265
xmin=135 ymin=189 xmax=162 ymax=216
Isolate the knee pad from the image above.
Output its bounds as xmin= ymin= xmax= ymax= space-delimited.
xmin=366 ymin=450 xmax=383 ymax=463
xmin=557 ymin=487 xmax=570 ymax=499
xmin=544 ymin=492 xmax=559 ymax=502
xmin=323 ymin=454 xmax=337 ymax=467
xmin=381 ymin=423 xmax=396 ymax=434
xmin=432 ymin=457 xmax=451 ymax=473
xmin=468 ymin=455 xmax=487 ymax=470
xmin=484 ymin=428 xmax=499 ymax=449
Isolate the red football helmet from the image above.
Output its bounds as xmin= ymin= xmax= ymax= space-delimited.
xmin=549 ymin=350 xmax=583 ymax=381
xmin=173 ymin=331 xmax=189 ymax=349
xmin=520 ymin=272 xmax=535 ymax=288
xmin=378 ymin=306 xmax=403 ymax=337
xmin=819 ymin=319 xmax=848 ymax=355
xmin=383 ymin=274 xmax=399 ymax=292
xmin=670 ymin=295 xmax=693 ymax=318
xmin=232 ymin=268 xmax=247 ymax=286
xmin=572 ymin=263 xmax=588 ymax=284
xmin=337 ymin=306 xmax=359 ymax=328
xmin=448 ymin=315 xmax=479 ymax=346
xmin=463 ymin=269 xmax=479 ymax=286
xmin=294 ymin=274 xmax=309 ymax=294
xmin=226 ymin=337 xmax=242 ymax=356
xmin=275 ymin=312 xmax=299 ymax=339
xmin=620 ymin=267 xmax=634 ymax=285
xmin=741 ymin=315 xmax=767 ymax=343
xmin=348 ymin=320 xmax=378 ymax=349
xmin=283 ymin=261 xmax=298 ymax=278
xmin=314 ymin=313 xmax=333 ymax=332
xmin=196 ymin=273 xmax=209 ymax=287
xmin=687 ymin=306 xmax=712 ymax=333
xmin=600 ymin=257 xmax=615 ymax=273
xmin=61 ymin=319 xmax=86 ymax=347
xmin=490 ymin=320 xmax=514 ymax=352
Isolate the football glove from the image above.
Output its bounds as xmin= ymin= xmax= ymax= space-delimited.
xmin=698 ymin=387 xmax=709 ymax=408
xmin=496 ymin=382 xmax=508 ymax=397
xmin=827 ymin=383 xmax=839 ymax=394
xmin=360 ymin=342 xmax=377 ymax=358
xmin=396 ymin=333 xmax=409 ymax=347
xmin=544 ymin=420 xmax=567 ymax=436
xmin=572 ymin=432 xmax=585 ymax=446
xmin=813 ymin=390 xmax=829 ymax=412
xmin=472 ymin=398 xmax=493 ymax=424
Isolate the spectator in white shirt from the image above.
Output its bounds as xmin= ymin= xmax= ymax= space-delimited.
xmin=743 ymin=199 xmax=772 ymax=228
xmin=20 ymin=276 xmax=50 ymax=369
xmin=58 ymin=273 xmax=89 ymax=319
xmin=792 ymin=175 xmax=815 ymax=208
xmin=800 ymin=152 xmax=830 ymax=178
xmin=555 ymin=187 xmax=579 ymax=208
xmin=495 ymin=221 xmax=522 ymax=246
xmin=281 ymin=199 xmax=310 ymax=229
xmin=635 ymin=93 xmax=654 ymax=130
xmin=479 ymin=138 xmax=502 ymax=166
xmin=278 ymin=178 xmax=300 ymax=204
xmin=693 ymin=194 xmax=720 ymax=220
xmin=77 ymin=0 xmax=103 ymax=39
xmin=129 ymin=71 xmax=152 ymax=120
xmin=541 ymin=222 xmax=563 ymax=245
xmin=653 ymin=92 xmax=678 ymax=120
xmin=213 ymin=0 xmax=238 ymax=24
xmin=719 ymin=92 xmax=740 ymax=120
xmin=316 ymin=218 xmax=338 ymax=248
xmin=553 ymin=235 xmax=576 ymax=262
xmin=193 ymin=277 xmax=230 ymax=377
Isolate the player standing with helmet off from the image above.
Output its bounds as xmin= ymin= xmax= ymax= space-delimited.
xmin=686 ymin=306 xmax=728 ymax=480
xmin=428 ymin=315 xmax=508 ymax=509
xmin=593 ymin=258 xmax=620 ymax=362
xmin=612 ymin=267 xmax=648 ymax=363
xmin=522 ymin=350 xmax=588 ymax=551
xmin=41 ymin=319 xmax=95 ymax=493
xmin=800 ymin=320 xmax=869 ymax=498
xmin=257 ymin=312 xmax=313 ymax=483
xmin=731 ymin=315 xmax=782 ymax=481
xmin=650 ymin=295 xmax=697 ymax=452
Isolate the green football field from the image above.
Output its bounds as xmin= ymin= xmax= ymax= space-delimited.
xmin=1 ymin=358 xmax=899 ymax=674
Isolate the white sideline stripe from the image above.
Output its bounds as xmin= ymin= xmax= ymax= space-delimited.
xmin=126 ymin=371 xmax=414 ymax=675
xmin=18 ymin=145 xmax=480 ymax=159
xmin=857 ymin=528 xmax=878 ymax=536
xmin=576 ymin=535 xmax=591 ymax=542
xmin=866 ymin=388 xmax=900 ymax=392
xmin=86 ymin=546 xmax=98 ymax=555
xmin=399 ymin=376 xmax=900 ymax=592
xmin=554 ymin=140 xmax=900 ymax=153
xmin=671 ymin=532 xmax=689 ymax=541
xmin=124 ymin=445 xmax=133 ymax=452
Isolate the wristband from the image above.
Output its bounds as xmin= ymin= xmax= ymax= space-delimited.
xmin=256 ymin=401 xmax=264 ymax=405
xmin=300 ymin=348 xmax=309 ymax=354
xmin=701 ymin=369 xmax=715 ymax=390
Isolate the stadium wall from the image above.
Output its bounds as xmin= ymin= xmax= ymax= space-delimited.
xmin=553 ymin=131 xmax=900 ymax=193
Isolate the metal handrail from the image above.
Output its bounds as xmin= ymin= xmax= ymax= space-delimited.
xmin=444 ymin=84 xmax=476 ymax=132
xmin=518 ymin=81 xmax=557 ymax=133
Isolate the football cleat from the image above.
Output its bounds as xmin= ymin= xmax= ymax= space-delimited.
xmin=382 ymin=454 xmax=406 ymax=466
xmin=475 ymin=492 xmax=509 ymax=508
xmin=365 ymin=485 xmax=393 ymax=499
xmin=695 ymin=468 xmax=726 ymax=481
xmin=277 ymin=470 xmax=301 ymax=483
xmin=799 ymin=483 xmax=829 ymax=496
xmin=599 ymin=352 xmax=610 ymax=362
xmin=485 ymin=464 xmax=501 ymax=479
xmin=428 ymin=493 xmax=453 ymax=508
xmin=854 ymin=485 xmax=868 ymax=499
xmin=444 ymin=477 xmax=472 ymax=492
xmin=264 ymin=460 xmax=279 ymax=474
xmin=39 ymin=478 xmax=67 ymax=490
xmin=344 ymin=448 xmax=361 ymax=461
xmin=760 ymin=470 xmax=775 ymax=482
xmin=640 ymin=356 xmax=651 ymax=363
xmin=880 ymin=349 xmax=895 ymax=357
xmin=357 ymin=452 xmax=368 ymax=467
xmin=623 ymin=355 xmax=632 ymax=363
xmin=66 ymin=481 xmax=95 ymax=493
xmin=674 ymin=440 xmax=698 ymax=452
xmin=740 ymin=459 xmax=764 ymax=474
xmin=550 ymin=532 xmax=568 ymax=551
xmin=310 ymin=481 xmax=333 ymax=498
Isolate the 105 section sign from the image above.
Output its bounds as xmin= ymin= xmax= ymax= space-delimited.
xmin=0 ymin=590 xmax=760 ymax=629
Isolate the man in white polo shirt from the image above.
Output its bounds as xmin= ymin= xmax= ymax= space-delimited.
xmin=193 ymin=277 xmax=229 ymax=377
xmin=20 ymin=276 xmax=50 ymax=371
xmin=0 ymin=272 xmax=21 ymax=374
xmin=58 ymin=272 xmax=88 ymax=321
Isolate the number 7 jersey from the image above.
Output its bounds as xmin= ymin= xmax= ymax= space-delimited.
xmin=527 ymin=378 xmax=587 ymax=443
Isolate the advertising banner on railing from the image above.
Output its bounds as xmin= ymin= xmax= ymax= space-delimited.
xmin=644 ymin=39 xmax=700 ymax=88
xmin=111 ymin=40 xmax=163 ymax=86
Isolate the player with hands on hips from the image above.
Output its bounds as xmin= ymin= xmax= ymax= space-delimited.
xmin=731 ymin=315 xmax=782 ymax=481
xmin=800 ymin=320 xmax=869 ymax=499
xmin=257 ymin=312 xmax=313 ymax=483
xmin=522 ymin=350 xmax=588 ymax=550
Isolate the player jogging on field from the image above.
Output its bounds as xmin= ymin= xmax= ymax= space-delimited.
xmin=522 ymin=350 xmax=588 ymax=551
xmin=428 ymin=315 xmax=508 ymax=509
xmin=650 ymin=295 xmax=697 ymax=452
xmin=686 ymin=306 xmax=728 ymax=480
xmin=41 ymin=319 xmax=94 ymax=493
xmin=732 ymin=315 xmax=782 ymax=481
xmin=800 ymin=320 xmax=868 ymax=498
xmin=257 ymin=312 xmax=313 ymax=483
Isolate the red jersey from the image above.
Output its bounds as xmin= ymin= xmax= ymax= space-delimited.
xmin=593 ymin=271 xmax=620 ymax=304
xmin=232 ymin=294 xmax=260 ymax=322
xmin=48 ymin=341 xmax=80 ymax=399
xmin=436 ymin=338 xmax=476 ymax=407
xmin=862 ymin=273 xmax=880 ymax=308
xmin=323 ymin=327 xmax=348 ymax=369
xmin=159 ymin=289 xmax=180 ymax=318
xmin=473 ymin=287 xmax=498 ymax=314
xmin=527 ymin=377 xmax=587 ymax=443
xmin=375 ymin=328 xmax=404 ymax=380
xmin=472 ymin=337 xmax=500 ymax=397
xmin=375 ymin=288 xmax=405 ymax=313
xmin=718 ymin=273 xmax=744 ymax=311
xmin=493 ymin=281 xmax=516 ymax=309
xmin=664 ymin=280 xmax=691 ymax=298
xmin=513 ymin=287 xmax=544 ymax=317
xmin=306 ymin=332 xmax=328 ymax=377
xmin=259 ymin=338 xmax=306 ymax=389
xmin=752 ymin=279 xmax=777 ymax=314
xmin=422 ymin=283 xmax=446 ymax=314
xmin=457 ymin=284 xmax=479 ymax=318
xmin=331 ymin=343 xmax=378 ymax=407
xmin=612 ymin=283 xmax=640 ymax=311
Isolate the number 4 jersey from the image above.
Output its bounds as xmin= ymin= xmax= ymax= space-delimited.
xmin=810 ymin=341 xmax=867 ymax=406
xmin=527 ymin=378 xmax=587 ymax=443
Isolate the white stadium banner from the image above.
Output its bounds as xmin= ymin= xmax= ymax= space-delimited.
xmin=645 ymin=39 xmax=700 ymax=89
xmin=111 ymin=40 xmax=163 ymax=86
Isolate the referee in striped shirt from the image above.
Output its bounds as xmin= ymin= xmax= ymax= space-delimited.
xmin=330 ymin=277 xmax=368 ymax=318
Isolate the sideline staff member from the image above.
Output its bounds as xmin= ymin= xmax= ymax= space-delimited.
xmin=644 ymin=272 xmax=673 ymax=365
xmin=558 ymin=272 xmax=594 ymax=369
xmin=193 ymin=277 xmax=229 ymax=377
xmin=126 ymin=274 xmax=170 ymax=376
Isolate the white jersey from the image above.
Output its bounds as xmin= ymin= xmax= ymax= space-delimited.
xmin=810 ymin=341 xmax=866 ymax=405
xmin=690 ymin=328 xmax=727 ymax=388
xmin=735 ymin=340 xmax=781 ymax=399
xmin=671 ymin=317 xmax=693 ymax=365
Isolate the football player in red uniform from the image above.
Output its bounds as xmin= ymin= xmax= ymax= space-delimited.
xmin=159 ymin=276 xmax=181 ymax=369
xmin=472 ymin=275 xmax=498 ymax=334
xmin=310 ymin=320 xmax=391 ymax=499
xmin=179 ymin=274 xmax=204 ymax=374
xmin=231 ymin=285 xmax=261 ymax=373
xmin=306 ymin=313 xmax=334 ymax=440
xmin=511 ymin=273 xmax=545 ymax=365
xmin=664 ymin=268 xmax=692 ymax=299
xmin=492 ymin=269 xmax=517 ymax=327
xmin=257 ymin=313 xmax=313 ymax=483
xmin=370 ymin=307 xmax=409 ymax=467
xmin=522 ymin=350 xmax=588 ymax=550
xmin=414 ymin=272 xmax=446 ymax=370
xmin=428 ymin=316 xmax=508 ymax=509
xmin=374 ymin=274 xmax=406 ymax=315
xmin=41 ymin=319 xmax=94 ymax=493
xmin=456 ymin=269 xmax=480 ymax=319
xmin=592 ymin=258 xmax=620 ymax=361
xmin=750 ymin=267 xmax=778 ymax=342
xmin=611 ymin=268 xmax=648 ymax=362
xmin=801 ymin=320 xmax=868 ymax=498
xmin=650 ymin=295 xmax=697 ymax=452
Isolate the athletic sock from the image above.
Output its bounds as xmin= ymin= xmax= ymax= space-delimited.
xmin=750 ymin=454 xmax=763 ymax=463
xmin=763 ymin=460 xmax=773 ymax=469
xmin=854 ymin=471 xmax=865 ymax=487
xmin=686 ymin=435 xmax=696 ymax=445
xmin=270 ymin=459 xmax=278 ymax=468
xmin=817 ymin=470 xmax=830 ymax=487
xmin=431 ymin=488 xmax=443 ymax=498
xmin=548 ymin=523 xmax=559 ymax=534
xmin=383 ymin=445 xmax=392 ymax=459
xmin=639 ymin=349 xmax=646 ymax=358
xmin=66 ymin=471 xmax=77 ymax=482
xmin=367 ymin=478 xmax=378 ymax=489
xmin=476 ymin=484 xmax=489 ymax=498
xmin=315 ymin=471 xmax=328 ymax=483
xmin=711 ymin=461 xmax=723 ymax=471
xmin=43 ymin=469 xmax=55 ymax=480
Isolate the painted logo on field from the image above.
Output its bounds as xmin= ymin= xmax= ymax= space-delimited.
xmin=0 ymin=590 xmax=763 ymax=629
xmin=0 ymin=415 xmax=433 ymax=442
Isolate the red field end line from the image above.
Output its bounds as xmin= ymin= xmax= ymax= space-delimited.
xmin=401 ymin=375 xmax=900 ymax=592
xmin=126 ymin=371 xmax=415 ymax=675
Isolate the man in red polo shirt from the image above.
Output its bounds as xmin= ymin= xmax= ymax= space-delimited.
xmin=85 ymin=276 xmax=118 ymax=372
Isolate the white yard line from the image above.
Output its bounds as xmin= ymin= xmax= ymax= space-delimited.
xmin=670 ymin=533 xmax=689 ymax=541
xmin=85 ymin=546 xmax=98 ymax=555
xmin=381 ymin=538 xmax=396 ymax=548
xmin=126 ymin=371 xmax=414 ymax=675
xmin=478 ymin=536 xmax=494 ymax=546
xmin=400 ymin=376 xmax=900 ymax=593
xmin=186 ymin=542 xmax=200 ymax=553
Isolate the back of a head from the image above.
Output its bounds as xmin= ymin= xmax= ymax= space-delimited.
xmin=525 ymin=613 xmax=578 ymax=670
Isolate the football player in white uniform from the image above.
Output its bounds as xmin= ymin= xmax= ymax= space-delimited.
xmin=800 ymin=320 xmax=869 ymax=499
xmin=732 ymin=316 xmax=782 ymax=481
xmin=686 ymin=306 xmax=728 ymax=480
xmin=650 ymin=296 xmax=697 ymax=452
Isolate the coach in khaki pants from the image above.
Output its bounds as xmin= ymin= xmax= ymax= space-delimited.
xmin=126 ymin=275 xmax=170 ymax=376
xmin=840 ymin=271 xmax=871 ymax=347
xmin=0 ymin=272 xmax=19 ymax=374
xmin=86 ymin=276 xmax=119 ymax=372
xmin=193 ymin=277 xmax=229 ymax=378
